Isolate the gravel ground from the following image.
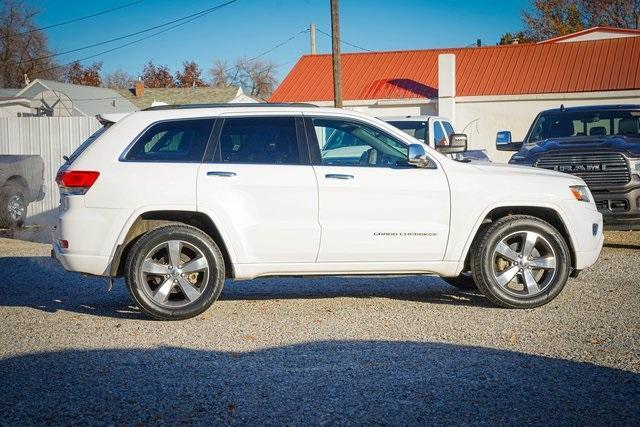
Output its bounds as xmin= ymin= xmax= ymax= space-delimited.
xmin=0 ymin=231 xmax=638 ymax=425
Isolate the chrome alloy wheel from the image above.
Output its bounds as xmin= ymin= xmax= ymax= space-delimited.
xmin=491 ymin=231 xmax=557 ymax=297
xmin=139 ymin=240 xmax=210 ymax=308
xmin=7 ymin=194 xmax=25 ymax=221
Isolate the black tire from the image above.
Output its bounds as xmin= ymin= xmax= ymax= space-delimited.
xmin=443 ymin=272 xmax=478 ymax=290
xmin=125 ymin=224 xmax=225 ymax=320
xmin=0 ymin=182 xmax=28 ymax=229
xmin=471 ymin=215 xmax=571 ymax=309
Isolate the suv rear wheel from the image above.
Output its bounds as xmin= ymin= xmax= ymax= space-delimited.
xmin=471 ymin=215 xmax=571 ymax=309
xmin=125 ymin=224 xmax=225 ymax=320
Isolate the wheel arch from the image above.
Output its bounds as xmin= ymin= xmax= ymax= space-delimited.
xmin=460 ymin=205 xmax=576 ymax=272
xmin=3 ymin=175 xmax=29 ymax=192
xmin=111 ymin=210 xmax=235 ymax=279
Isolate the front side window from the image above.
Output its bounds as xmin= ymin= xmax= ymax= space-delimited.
xmin=312 ymin=118 xmax=408 ymax=167
xmin=442 ymin=121 xmax=455 ymax=139
xmin=125 ymin=119 xmax=214 ymax=162
xmin=218 ymin=117 xmax=300 ymax=164
xmin=433 ymin=121 xmax=447 ymax=146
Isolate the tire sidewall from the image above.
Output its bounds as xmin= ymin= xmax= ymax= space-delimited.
xmin=0 ymin=183 xmax=27 ymax=228
xmin=475 ymin=218 xmax=570 ymax=308
xmin=126 ymin=226 xmax=225 ymax=320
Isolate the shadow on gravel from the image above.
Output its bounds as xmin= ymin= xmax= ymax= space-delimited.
xmin=0 ymin=256 xmax=491 ymax=319
xmin=1 ymin=342 xmax=638 ymax=424
xmin=604 ymin=242 xmax=640 ymax=250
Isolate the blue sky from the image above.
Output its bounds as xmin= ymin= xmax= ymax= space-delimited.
xmin=29 ymin=0 xmax=530 ymax=80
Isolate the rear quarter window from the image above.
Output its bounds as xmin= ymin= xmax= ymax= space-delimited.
xmin=124 ymin=118 xmax=214 ymax=162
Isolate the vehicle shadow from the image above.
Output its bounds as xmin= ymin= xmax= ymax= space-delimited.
xmin=0 ymin=256 xmax=491 ymax=320
xmin=0 ymin=341 xmax=638 ymax=425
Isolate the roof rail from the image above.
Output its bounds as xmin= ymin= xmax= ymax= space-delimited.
xmin=142 ymin=102 xmax=319 ymax=111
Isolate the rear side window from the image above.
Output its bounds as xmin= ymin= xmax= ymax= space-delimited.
xmin=124 ymin=119 xmax=214 ymax=162
xmin=218 ymin=117 xmax=301 ymax=164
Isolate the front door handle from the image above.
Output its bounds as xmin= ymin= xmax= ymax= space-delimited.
xmin=325 ymin=174 xmax=354 ymax=180
xmin=207 ymin=171 xmax=236 ymax=177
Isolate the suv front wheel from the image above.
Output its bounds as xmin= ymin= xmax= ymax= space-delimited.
xmin=471 ymin=215 xmax=571 ymax=309
xmin=125 ymin=224 xmax=225 ymax=320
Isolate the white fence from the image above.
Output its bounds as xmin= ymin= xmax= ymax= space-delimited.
xmin=0 ymin=117 xmax=101 ymax=223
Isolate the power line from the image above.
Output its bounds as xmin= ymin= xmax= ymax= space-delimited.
xmin=1 ymin=0 xmax=145 ymax=40
xmin=17 ymin=0 xmax=238 ymax=66
xmin=316 ymin=27 xmax=372 ymax=52
xmin=30 ymin=1 xmax=239 ymax=75
xmin=222 ymin=28 xmax=309 ymax=73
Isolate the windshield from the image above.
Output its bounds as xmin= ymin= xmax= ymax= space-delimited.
xmin=65 ymin=125 xmax=110 ymax=164
xmin=386 ymin=121 xmax=428 ymax=142
xmin=526 ymin=110 xmax=640 ymax=143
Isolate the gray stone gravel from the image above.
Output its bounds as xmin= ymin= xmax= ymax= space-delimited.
xmin=0 ymin=232 xmax=638 ymax=425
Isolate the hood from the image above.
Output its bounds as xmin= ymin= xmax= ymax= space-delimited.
xmin=471 ymin=161 xmax=583 ymax=182
xmin=519 ymin=135 xmax=640 ymax=158
xmin=469 ymin=163 xmax=586 ymax=185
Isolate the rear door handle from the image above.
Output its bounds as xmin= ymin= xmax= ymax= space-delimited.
xmin=325 ymin=174 xmax=354 ymax=180
xmin=207 ymin=171 xmax=236 ymax=177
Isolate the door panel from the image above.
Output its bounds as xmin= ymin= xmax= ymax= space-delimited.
xmin=307 ymin=116 xmax=450 ymax=263
xmin=198 ymin=164 xmax=320 ymax=263
xmin=197 ymin=116 xmax=320 ymax=264
xmin=314 ymin=165 xmax=450 ymax=262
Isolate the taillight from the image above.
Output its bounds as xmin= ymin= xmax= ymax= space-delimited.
xmin=56 ymin=170 xmax=100 ymax=195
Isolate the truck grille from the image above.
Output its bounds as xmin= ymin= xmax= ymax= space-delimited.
xmin=535 ymin=152 xmax=630 ymax=187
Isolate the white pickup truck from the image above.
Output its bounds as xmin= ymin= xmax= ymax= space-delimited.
xmin=52 ymin=104 xmax=603 ymax=320
xmin=383 ymin=115 xmax=491 ymax=161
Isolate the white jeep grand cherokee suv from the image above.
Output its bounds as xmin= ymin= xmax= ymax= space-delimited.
xmin=52 ymin=104 xmax=603 ymax=320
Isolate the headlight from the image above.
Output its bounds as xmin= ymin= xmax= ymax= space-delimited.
xmin=630 ymin=159 xmax=640 ymax=177
xmin=570 ymin=185 xmax=591 ymax=202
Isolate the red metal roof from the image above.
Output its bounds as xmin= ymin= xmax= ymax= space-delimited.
xmin=538 ymin=26 xmax=640 ymax=44
xmin=269 ymin=37 xmax=640 ymax=102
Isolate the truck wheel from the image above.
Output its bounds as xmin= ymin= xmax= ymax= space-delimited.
xmin=125 ymin=224 xmax=225 ymax=320
xmin=471 ymin=215 xmax=571 ymax=309
xmin=442 ymin=272 xmax=477 ymax=290
xmin=0 ymin=182 xmax=28 ymax=228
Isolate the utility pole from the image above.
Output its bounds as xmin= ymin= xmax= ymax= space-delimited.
xmin=310 ymin=23 xmax=317 ymax=54
xmin=330 ymin=0 xmax=342 ymax=108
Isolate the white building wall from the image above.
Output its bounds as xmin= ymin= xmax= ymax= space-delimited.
xmin=555 ymin=31 xmax=639 ymax=43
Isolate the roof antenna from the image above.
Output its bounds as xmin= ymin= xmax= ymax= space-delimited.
xmin=560 ymin=104 xmax=565 ymax=112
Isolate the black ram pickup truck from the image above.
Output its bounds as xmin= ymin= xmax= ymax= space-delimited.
xmin=497 ymin=105 xmax=640 ymax=230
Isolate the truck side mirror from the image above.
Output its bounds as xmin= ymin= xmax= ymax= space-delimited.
xmin=436 ymin=133 xmax=467 ymax=154
xmin=496 ymin=130 xmax=523 ymax=151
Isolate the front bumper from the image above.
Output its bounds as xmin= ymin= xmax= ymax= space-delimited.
xmin=591 ymin=181 xmax=640 ymax=231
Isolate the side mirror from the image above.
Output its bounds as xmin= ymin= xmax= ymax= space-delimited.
xmin=436 ymin=133 xmax=467 ymax=154
xmin=407 ymin=144 xmax=430 ymax=168
xmin=496 ymin=130 xmax=523 ymax=151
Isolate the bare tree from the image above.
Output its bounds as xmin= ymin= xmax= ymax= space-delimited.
xmin=579 ymin=0 xmax=640 ymax=29
xmin=209 ymin=57 xmax=277 ymax=97
xmin=518 ymin=0 xmax=639 ymax=42
xmin=0 ymin=0 xmax=61 ymax=87
xmin=522 ymin=0 xmax=585 ymax=41
xmin=209 ymin=59 xmax=230 ymax=87
xmin=104 ymin=68 xmax=135 ymax=89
